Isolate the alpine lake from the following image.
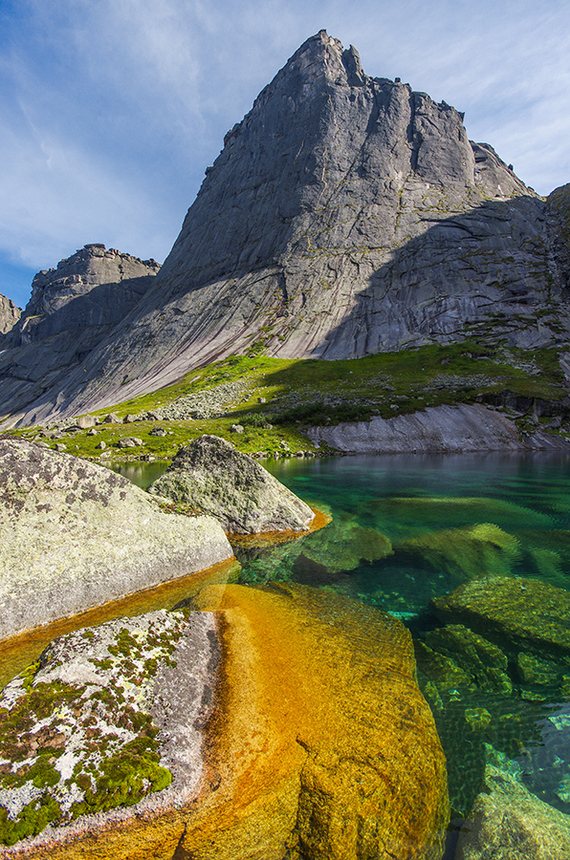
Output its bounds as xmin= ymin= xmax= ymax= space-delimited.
xmin=7 ymin=450 xmax=570 ymax=847
xmin=116 ymin=452 xmax=570 ymax=823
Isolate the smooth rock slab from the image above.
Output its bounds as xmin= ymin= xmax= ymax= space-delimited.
xmin=149 ymin=434 xmax=315 ymax=535
xmin=307 ymin=404 xmax=531 ymax=454
xmin=0 ymin=438 xmax=233 ymax=639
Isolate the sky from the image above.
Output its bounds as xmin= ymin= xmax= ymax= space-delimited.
xmin=1 ymin=0 xmax=569 ymax=310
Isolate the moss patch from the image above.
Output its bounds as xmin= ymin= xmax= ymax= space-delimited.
xmin=0 ymin=611 xmax=191 ymax=845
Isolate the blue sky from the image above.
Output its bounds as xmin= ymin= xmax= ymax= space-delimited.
xmin=1 ymin=0 xmax=569 ymax=309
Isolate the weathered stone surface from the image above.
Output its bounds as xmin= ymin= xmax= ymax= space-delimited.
xmin=0 ymin=610 xmax=219 ymax=847
xmin=0 ymin=245 xmax=160 ymax=425
xmin=3 ymin=32 xmax=570 ymax=427
xmin=432 ymin=576 xmax=570 ymax=662
xmin=11 ymin=584 xmax=448 ymax=859
xmin=0 ymin=294 xmax=21 ymax=336
xmin=307 ymin=403 xmax=570 ymax=453
xmin=149 ymin=434 xmax=315 ymax=534
xmin=455 ymin=765 xmax=570 ymax=860
xmin=0 ymin=438 xmax=233 ymax=639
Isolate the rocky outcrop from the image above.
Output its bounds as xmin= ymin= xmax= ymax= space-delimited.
xmin=0 ymin=610 xmax=218 ymax=847
xmin=306 ymin=403 xmax=570 ymax=453
xmin=0 ymin=245 xmax=160 ymax=425
xmin=455 ymin=765 xmax=570 ymax=860
xmin=149 ymin=434 xmax=315 ymax=534
xmin=0 ymin=438 xmax=233 ymax=639
xmin=0 ymin=294 xmax=21 ymax=336
xmin=4 ymin=585 xmax=448 ymax=859
xmin=3 ymin=31 xmax=570 ymax=426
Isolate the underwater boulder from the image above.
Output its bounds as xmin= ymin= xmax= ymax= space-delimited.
xmin=432 ymin=576 xmax=570 ymax=663
xmin=425 ymin=625 xmax=512 ymax=695
xmin=3 ymin=585 xmax=449 ymax=858
xmin=455 ymin=765 xmax=570 ymax=860
xmin=0 ymin=438 xmax=233 ymax=640
xmin=148 ymin=434 xmax=315 ymax=535
xmin=361 ymin=496 xmax=552 ymax=539
xmin=394 ymin=523 xmax=520 ymax=581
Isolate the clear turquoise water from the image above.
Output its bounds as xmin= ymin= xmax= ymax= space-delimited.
xmin=115 ymin=453 xmax=570 ymax=820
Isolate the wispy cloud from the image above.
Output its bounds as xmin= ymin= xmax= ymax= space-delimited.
xmin=0 ymin=0 xmax=569 ymax=306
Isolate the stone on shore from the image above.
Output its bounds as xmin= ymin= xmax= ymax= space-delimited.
xmin=149 ymin=434 xmax=315 ymax=535
xmin=0 ymin=610 xmax=219 ymax=847
xmin=0 ymin=438 xmax=233 ymax=640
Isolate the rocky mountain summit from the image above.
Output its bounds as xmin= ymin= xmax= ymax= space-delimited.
xmin=2 ymin=30 xmax=570 ymax=426
xmin=0 ymin=245 xmax=160 ymax=424
xmin=0 ymin=295 xmax=21 ymax=337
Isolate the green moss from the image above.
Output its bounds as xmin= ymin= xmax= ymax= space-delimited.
xmin=0 ymin=795 xmax=62 ymax=846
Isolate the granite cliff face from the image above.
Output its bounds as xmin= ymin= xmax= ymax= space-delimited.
xmin=0 ymin=245 xmax=160 ymax=423
xmin=0 ymin=295 xmax=21 ymax=337
xmin=2 ymin=31 xmax=570 ymax=425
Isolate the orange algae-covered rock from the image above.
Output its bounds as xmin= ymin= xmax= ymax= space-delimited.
xmin=7 ymin=584 xmax=448 ymax=860
xmin=182 ymin=583 xmax=450 ymax=860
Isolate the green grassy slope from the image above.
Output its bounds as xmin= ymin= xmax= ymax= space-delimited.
xmin=6 ymin=340 xmax=569 ymax=462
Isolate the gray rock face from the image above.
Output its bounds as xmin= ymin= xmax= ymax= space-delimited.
xmin=455 ymin=765 xmax=570 ymax=860
xmin=0 ymin=245 xmax=160 ymax=424
xmin=0 ymin=609 xmax=219 ymax=849
xmin=149 ymin=434 xmax=315 ymax=534
xmin=0 ymin=438 xmax=233 ymax=639
xmin=2 ymin=32 xmax=570 ymax=426
xmin=306 ymin=403 xmax=570 ymax=453
xmin=0 ymin=294 xmax=21 ymax=336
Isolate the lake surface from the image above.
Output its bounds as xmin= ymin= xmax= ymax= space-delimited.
xmin=118 ymin=453 xmax=570 ymax=822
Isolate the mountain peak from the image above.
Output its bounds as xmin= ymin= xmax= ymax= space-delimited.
xmin=0 ymin=34 xmax=567 ymax=426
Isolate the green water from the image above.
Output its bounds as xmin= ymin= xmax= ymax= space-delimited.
xmin=116 ymin=453 xmax=570 ymax=820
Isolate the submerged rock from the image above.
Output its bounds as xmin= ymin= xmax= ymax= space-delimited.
xmin=0 ymin=438 xmax=233 ymax=640
xmin=148 ymin=434 xmax=315 ymax=535
xmin=0 ymin=610 xmax=218 ymax=847
xmin=359 ymin=493 xmax=552 ymax=537
xmin=455 ymin=765 xmax=570 ymax=860
xmin=5 ymin=585 xmax=449 ymax=858
xmin=431 ymin=576 xmax=570 ymax=663
xmin=425 ymin=625 xmax=512 ymax=694
xmin=395 ymin=523 xmax=521 ymax=581
xmin=293 ymin=519 xmax=392 ymax=576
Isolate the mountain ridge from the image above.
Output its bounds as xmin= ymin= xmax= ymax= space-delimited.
xmin=1 ymin=30 xmax=570 ymax=427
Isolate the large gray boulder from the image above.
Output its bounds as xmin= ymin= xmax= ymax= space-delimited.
xmin=0 ymin=438 xmax=233 ymax=639
xmin=455 ymin=765 xmax=570 ymax=860
xmin=148 ymin=434 xmax=315 ymax=535
xmin=0 ymin=609 xmax=219 ymax=850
